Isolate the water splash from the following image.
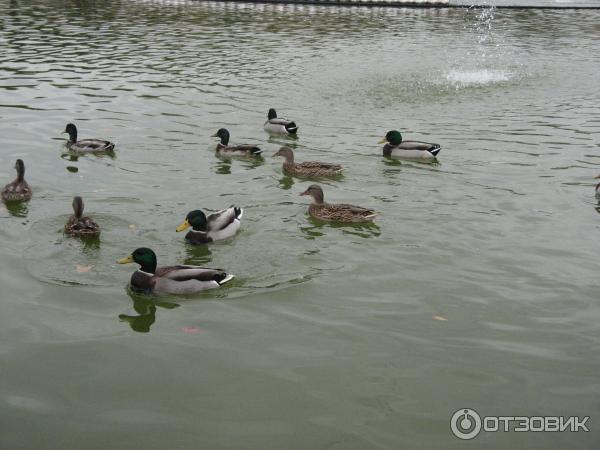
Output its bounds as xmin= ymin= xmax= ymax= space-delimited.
xmin=445 ymin=68 xmax=512 ymax=85
xmin=470 ymin=2 xmax=497 ymax=67
xmin=443 ymin=2 xmax=522 ymax=89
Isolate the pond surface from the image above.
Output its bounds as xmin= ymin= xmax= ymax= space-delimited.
xmin=1 ymin=0 xmax=599 ymax=448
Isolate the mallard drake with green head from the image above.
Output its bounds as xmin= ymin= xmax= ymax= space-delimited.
xmin=176 ymin=206 xmax=243 ymax=244
xmin=2 ymin=159 xmax=32 ymax=202
xmin=64 ymin=123 xmax=115 ymax=153
xmin=264 ymin=108 xmax=298 ymax=135
xmin=300 ymin=184 xmax=376 ymax=223
xmin=212 ymin=129 xmax=262 ymax=156
xmin=64 ymin=196 xmax=100 ymax=237
xmin=379 ymin=130 xmax=440 ymax=161
xmin=273 ymin=147 xmax=343 ymax=178
xmin=117 ymin=248 xmax=234 ymax=294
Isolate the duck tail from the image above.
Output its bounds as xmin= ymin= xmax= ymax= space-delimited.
xmin=285 ymin=122 xmax=298 ymax=134
xmin=429 ymin=145 xmax=441 ymax=157
xmin=217 ymin=273 xmax=235 ymax=286
xmin=251 ymin=147 xmax=262 ymax=155
xmin=234 ymin=206 xmax=243 ymax=220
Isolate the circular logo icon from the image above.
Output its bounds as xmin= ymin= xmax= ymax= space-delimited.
xmin=450 ymin=408 xmax=482 ymax=440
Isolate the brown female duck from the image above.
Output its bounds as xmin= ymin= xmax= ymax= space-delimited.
xmin=64 ymin=196 xmax=100 ymax=237
xmin=300 ymin=184 xmax=376 ymax=223
xmin=273 ymin=147 xmax=342 ymax=178
xmin=2 ymin=159 xmax=32 ymax=202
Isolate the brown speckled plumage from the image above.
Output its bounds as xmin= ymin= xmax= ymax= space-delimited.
xmin=64 ymin=196 xmax=100 ymax=237
xmin=2 ymin=159 xmax=31 ymax=202
xmin=275 ymin=147 xmax=343 ymax=178
xmin=301 ymin=185 xmax=376 ymax=223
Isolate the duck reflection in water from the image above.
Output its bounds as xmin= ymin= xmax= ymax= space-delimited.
xmin=184 ymin=243 xmax=212 ymax=266
xmin=267 ymin=134 xmax=299 ymax=146
xmin=4 ymin=200 xmax=28 ymax=218
xmin=279 ymin=174 xmax=294 ymax=190
xmin=214 ymin=159 xmax=231 ymax=175
xmin=301 ymin=216 xmax=381 ymax=240
xmin=119 ymin=290 xmax=179 ymax=333
xmin=213 ymin=154 xmax=264 ymax=174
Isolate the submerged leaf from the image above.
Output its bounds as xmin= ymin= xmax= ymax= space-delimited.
xmin=75 ymin=264 xmax=95 ymax=273
xmin=181 ymin=326 xmax=201 ymax=334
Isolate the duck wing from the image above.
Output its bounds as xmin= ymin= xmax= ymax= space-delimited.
xmin=233 ymin=144 xmax=262 ymax=155
xmin=157 ymin=265 xmax=229 ymax=282
xmin=398 ymin=140 xmax=441 ymax=155
xmin=322 ymin=203 xmax=377 ymax=222
xmin=153 ymin=265 xmax=234 ymax=293
xmin=219 ymin=144 xmax=262 ymax=155
xmin=268 ymin=118 xmax=298 ymax=133
xmin=71 ymin=139 xmax=115 ymax=153
xmin=336 ymin=203 xmax=376 ymax=215
xmin=297 ymin=161 xmax=343 ymax=171
xmin=65 ymin=215 xmax=100 ymax=235
xmin=1 ymin=180 xmax=31 ymax=201
xmin=206 ymin=206 xmax=243 ymax=231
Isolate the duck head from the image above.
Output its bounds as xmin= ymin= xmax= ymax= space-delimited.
xmin=268 ymin=108 xmax=277 ymax=120
xmin=176 ymin=210 xmax=208 ymax=233
xmin=117 ymin=247 xmax=158 ymax=274
xmin=273 ymin=146 xmax=294 ymax=163
xmin=64 ymin=123 xmax=78 ymax=142
xmin=72 ymin=196 xmax=84 ymax=219
xmin=14 ymin=159 xmax=25 ymax=181
xmin=378 ymin=130 xmax=403 ymax=146
xmin=211 ymin=128 xmax=230 ymax=146
xmin=300 ymin=184 xmax=325 ymax=204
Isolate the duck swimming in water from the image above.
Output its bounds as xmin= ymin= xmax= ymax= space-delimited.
xmin=264 ymin=108 xmax=298 ymax=135
xmin=300 ymin=184 xmax=376 ymax=223
xmin=379 ymin=130 xmax=441 ymax=161
xmin=212 ymin=128 xmax=262 ymax=156
xmin=64 ymin=196 xmax=100 ymax=237
xmin=63 ymin=123 xmax=115 ymax=153
xmin=1 ymin=159 xmax=32 ymax=202
xmin=273 ymin=147 xmax=342 ymax=178
xmin=117 ymin=248 xmax=234 ymax=294
xmin=176 ymin=206 xmax=243 ymax=244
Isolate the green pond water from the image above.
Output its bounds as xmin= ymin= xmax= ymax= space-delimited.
xmin=1 ymin=1 xmax=599 ymax=448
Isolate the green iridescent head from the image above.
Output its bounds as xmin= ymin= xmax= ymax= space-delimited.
xmin=117 ymin=247 xmax=158 ymax=273
xmin=379 ymin=130 xmax=403 ymax=146
xmin=176 ymin=210 xmax=208 ymax=233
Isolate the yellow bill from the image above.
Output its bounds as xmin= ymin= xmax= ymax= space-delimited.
xmin=176 ymin=219 xmax=191 ymax=232
xmin=378 ymin=137 xmax=388 ymax=144
xmin=117 ymin=254 xmax=134 ymax=264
